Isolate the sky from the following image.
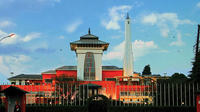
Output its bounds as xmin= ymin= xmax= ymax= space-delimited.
xmin=0 ymin=0 xmax=200 ymax=83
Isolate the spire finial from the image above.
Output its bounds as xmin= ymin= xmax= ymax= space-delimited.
xmin=126 ymin=13 xmax=130 ymax=19
xmin=88 ymin=28 xmax=91 ymax=34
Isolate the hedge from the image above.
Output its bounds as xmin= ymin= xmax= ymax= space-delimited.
xmin=0 ymin=104 xmax=196 ymax=112
xmin=26 ymin=105 xmax=87 ymax=112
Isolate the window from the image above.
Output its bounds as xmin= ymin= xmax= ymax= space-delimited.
xmin=144 ymin=78 xmax=151 ymax=85
xmin=35 ymin=83 xmax=40 ymax=85
xmin=11 ymin=82 xmax=16 ymax=85
xmin=105 ymin=78 xmax=116 ymax=81
xmin=19 ymin=80 xmax=22 ymax=85
xmin=84 ymin=52 xmax=95 ymax=80
xmin=25 ymin=80 xmax=30 ymax=85
xmin=120 ymin=92 xmax=128 ymax=96
xmin=45 ymin=79 xmax=52 ymax=83
xmin=63 ymin=77 xmax=74 ymax=81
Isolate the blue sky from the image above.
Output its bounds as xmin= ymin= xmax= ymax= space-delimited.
xmin=0 ymin=0 xmax=200 ymax=83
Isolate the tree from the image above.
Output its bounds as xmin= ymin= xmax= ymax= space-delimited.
xmin=189 ymin=24 xmax=200 ymax=82
xmin=170 ymin=73 xmax=188 ymax=83
xmin=189 ymin=51 xmax=200 ymax=82
xmin=0 ymin=86 xmax=2 ymax=105
xmin=142 ymin=64 xmax=151 ymax=75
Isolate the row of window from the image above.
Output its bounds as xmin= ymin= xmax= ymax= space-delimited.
xmin=11 ymin=81 xmax=41 ymax=85
xmin=120 ymin=91 xmax=151 ymax=96
xmin=77 ymin=44 xmax=102 ymax=48
xmin=121 ymin=98 xmax=150 ymax=103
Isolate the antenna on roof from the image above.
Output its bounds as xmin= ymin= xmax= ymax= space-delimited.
xmin=88 ymin=28 xmax=91 ymax=34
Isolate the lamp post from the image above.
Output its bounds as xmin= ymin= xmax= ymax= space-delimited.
xmin=0 ymin=33 xmax=15 ymax=42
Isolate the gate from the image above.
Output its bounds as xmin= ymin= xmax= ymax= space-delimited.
xmin=0 ymin=82 xmax=199 ymax=112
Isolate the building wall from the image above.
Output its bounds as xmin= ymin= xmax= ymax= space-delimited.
xmin=56 ymin=70 xmax=77 ymax=79
xmin=10 ymin=80 xmax=43 ymax=85
xmin=42 ymin=70 xmax=123 ymax=82
xmin=42 ymin=74 xmax=56 ymax=84
xmin=94 ymin=53 xmax=102 ymax=80
xmin=76 ymin=49 xmax=103 ymax=81
xmin=77 ymin=53 xmax=85 ymax=80
xmin=102 ymin=70 xmax=123 ymax=81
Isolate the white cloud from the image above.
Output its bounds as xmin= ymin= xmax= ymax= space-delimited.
xmin=103 ymin=40 xmax=158 ymax=61
xmin=0 ymin=0 xmax=61 ymax=8
xmin=142 ymin=13 xmax=193 ymax=37
xmin=102 ymin=5 xmax=132 ymax=30
xmin=142 ymin=14 xmax=157 ymax=25
xmin=170 ymin=32 xmax=184 ymax=46
xmin=0 ymin=55 xmax=31 ymax=76
xmin=0 ymin=30 xmax=41 ymax=45
xmin=0 ymin=56 xmax=9 ymax=75
xmin=28 ymin=42 xmax=48 ymax=51
xmin=197 ymin=2 xmax=200 ymax=8
xmin=159 ymin=50 xmax=169 ymax=53
xmin=21 ymin=32 xmax=41 ymax=42
xmin=160 ymin=25 xmax=170 ymax=37
xmin=103 ymin=41 xmax=124 ymax=60
xmin=37 ymin=0 xmax=60 ymax=3
xmin=111 ymin=35 xmax=121 ymax=39
xmin=0 ymin=20 xmax=15 ymax=28
xmin=58 ymin=35 xmax=65 ymax=39
xmin=66 ymin=20 xmax=82 ymax=33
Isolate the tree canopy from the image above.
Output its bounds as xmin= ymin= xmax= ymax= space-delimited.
xmin=169 ymin=73 xmax=188 ymax=83
xmin=142 ymin=64 xmax=151 ymax=75
xmin=189 ymin=51 xmax=200 ymax=82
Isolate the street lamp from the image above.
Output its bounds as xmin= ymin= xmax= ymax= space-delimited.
xmin=0 ymin=33 xmax=15 ymax=42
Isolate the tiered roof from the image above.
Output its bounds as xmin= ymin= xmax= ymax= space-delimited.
xmin=70 ymin=29 xmax=109 ymax=51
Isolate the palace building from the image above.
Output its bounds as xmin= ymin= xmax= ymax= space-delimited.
xmin=1 ymin=14 xmax=168 ymax=104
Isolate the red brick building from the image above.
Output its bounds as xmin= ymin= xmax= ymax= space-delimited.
xmin=1 ymin=21 xmax=166 ymax=104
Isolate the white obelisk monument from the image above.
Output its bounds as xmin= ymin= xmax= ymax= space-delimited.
xmin=123 ymin=13 xmax=134 ymax=77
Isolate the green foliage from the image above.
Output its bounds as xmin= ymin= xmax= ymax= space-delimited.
xmin=142 ymin=64 xmax=151 ymax=75
xmin=26 ymin=105 xmax=87 ymax=112
xmin=25 ymin=105 xmax=195 ymax=112
xmin=0 ymin=105 xmax=5 ymax=112
xmin=0 ymin=86 xmax=2 ymax=105
xmin=87 ymin=94 xmax=109 ymax=112
xmin=169 ymin=73 xmax=188 ymax=83
xmin=190 ymin=51 xmax=200 ymax=82
xmin=108 ymin=106 xmax=195 ymax=112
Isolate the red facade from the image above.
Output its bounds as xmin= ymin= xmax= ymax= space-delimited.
xmin=102 ymin=70 xmax=123 ymax=81
xmin=0 ymin=67 xmax=155 ymax=105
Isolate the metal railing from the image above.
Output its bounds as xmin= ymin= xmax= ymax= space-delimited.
xmin=0 ymin=82 xmax=199 ymax=107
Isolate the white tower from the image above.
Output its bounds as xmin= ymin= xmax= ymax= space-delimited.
xmin=70 ymin=29 xmax=109 ymax=81
xmin=123 ymin=13 xmax=134 ymax=77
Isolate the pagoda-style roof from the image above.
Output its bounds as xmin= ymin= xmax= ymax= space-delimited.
xmin=56 ymin=66 xmax=77 ymax=70
xmin=54 ymin=65 xmax=122 ymax=71
xmin=102 ymin=66 xmax=122 ymax=70
xmin=0 ymin=86 xmax=28 ymax=96
xmin=80 ymin=33 xmax=99 ymax=39
xmin=8 ymin=74 xmax=42 ymax=81
xmin=42 ymin=70 xmax=56 ymax=74
xmin=70 ymin=29 xmax=109 ymax=51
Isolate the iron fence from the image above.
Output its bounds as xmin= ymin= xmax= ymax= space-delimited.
xmin=0 ymin=82 xmax=199 ymax=107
